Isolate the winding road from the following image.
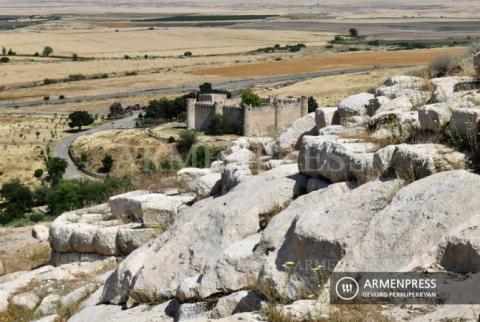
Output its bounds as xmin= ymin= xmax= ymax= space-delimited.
xmin=54 ymin=113 xmax=139 ymax=179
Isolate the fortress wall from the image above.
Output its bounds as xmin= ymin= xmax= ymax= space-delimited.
xmin=276 ymin=104 xmax=303 ymax=131
xmin=223 ymin=106 xmax=244 ymax=129
xmin=244 ymin=105 xmax=277 ymax=137
xmin=194 ymin=104 xmax=216 ymax=130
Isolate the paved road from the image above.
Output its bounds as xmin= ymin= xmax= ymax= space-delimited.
xmin=0 ymin=65 xmax=412 ymax=109
xmin=54 ymin=113 xmax=139 ymax=179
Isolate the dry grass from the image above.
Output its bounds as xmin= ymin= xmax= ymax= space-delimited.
xmin=2 ymin=243 xmax=51 ymax=274
xmin=0 ymin=113 xmax=70 ymax=187
xmin=71 ymin=128 xmax=178 ymax=176
xmin=263 ymin=304 xmax=394 ymax=322
xmin=259 ymin=203 xmax=288 ymax=230
xmin=256 ymin=67 xmax=417 ymax=107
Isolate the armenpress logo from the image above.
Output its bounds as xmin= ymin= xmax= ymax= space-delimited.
xmin=335 ymin=276 xmax=359 ymax=301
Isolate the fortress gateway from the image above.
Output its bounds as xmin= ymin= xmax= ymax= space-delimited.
xmin=186 ymin=94 xmax=308 ymax=136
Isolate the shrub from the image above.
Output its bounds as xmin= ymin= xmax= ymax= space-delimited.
xmin=45 ymin=157 xmax=68 ymax=185
xmin=349 ymin=28 xmax=359 ymax=37
xmin=308 ymin=96 xmax=318 ymax=113
xmin=47 ymin=177 xmax=130 ymax=216
xmin=168 ymin=136 xmax=175 ymax=143
xmin=44 ymin=78 xmax=58 ymax=85
xmin=43 ymin=96 xmax=50 ymax=101
xmin=125 ymin=71 xmax=137 ymax=76
xmin=184 ymin=145 xmax=222 ymax=168
xmin=0 ymin=57 xmax=9 ymax=63
xmin=100 ymin=154 xmax=114 ymax=173
xmin=426 ymin=55 xmax=460 ymax=78
xmin=68 ymin=74 xmax=86 ymax=81
xmin=42 ymin=46 xmax=53 ymax=57
xmin=184 ymin=51 xmax=192 ymax=57
xmin=59 ymin=95 xmax=65 ymax=99
xmin=241 ymin=90 xmax=262 ymax=107
xmin=34 ymin=169 xmax=44 ymax=179
xmin=0 ymin=179 xmax=33 ymax=224
xmin=177 ymin=129 xmax=198 ymax=154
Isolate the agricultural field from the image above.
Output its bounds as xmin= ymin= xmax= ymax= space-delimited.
xmin=0 ymin=113 xmax=69 ymax=187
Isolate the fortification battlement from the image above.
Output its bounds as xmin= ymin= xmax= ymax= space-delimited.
xmin=187 ymin=94 xmax=308 ymax=136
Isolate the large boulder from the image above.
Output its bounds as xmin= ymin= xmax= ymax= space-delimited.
xmin=32 ymin=225 xmax=49 ymax=241
xmin=259 ymin=180 xmax=401 ymax=299
xmin=177 ymin=168 xmax=221 ymax=198
xmin=11 ymin=292 xmax=40 ymax=310
xmin=431 ymin=76 xmax=476 ymax=102
xmin=418 ymin=103 xmax=452 ymax=131
xmin=109 ymin=191 xmax=195 ymax=228
xmin=69 ymin=300 xmax=178 ymax=322
xmin=338 ymin=93 xmax=374 ymax=123
xmin=276 ymin=112 xmax=316 ymax=155
xmin=373 ymin=96 xmax=412 ymax=115
xmin=315 ymin=107 xmax=338 ymax=131
xmin=298 ymin=135 xmax=375 ymax=183
xmin=337 ymin=170 xmax=480 ymax=272
xmin=101 ymin=164 xmax=306 ymax=304
xmin=449 ymin=108 xmax=480 ymax=138
xmin=210 ymin=291 xmax=263 ymax=319
xmin=389 ymin=144 xmax=466 ymax=180
xmin=221 ymin=163 xmax=252 ymax=193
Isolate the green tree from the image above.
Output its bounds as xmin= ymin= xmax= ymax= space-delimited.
xmin=349 ymin=28 xmax=359 ymax=38
xmin=46 ymin=157 xmax=68 ymax=185
xmin=308 ymin=96 xmax=319 ymax=113
xmin=68 ymin=111 xmax=94 ymax=131
xmin=0 ymin=179 xmax=33 ymax=223
xmin=177 ymin=129 xmax=198 ymax=154
xmin=34 ymin=169 xmax=44 ymax=179
xmin=109 ymin=102 xmax=123 ymax=119
xmin=42 ymin=46 xmax=54 ymax=57
xmin=0 ymin=57 xmax=9 ymax=63
xmin=100 ymin=154 xmax=114 ymax=173
xmin=241 ymin=90 xmax=262 ymax=107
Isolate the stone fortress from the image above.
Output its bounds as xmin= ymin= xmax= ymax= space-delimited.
xmin=186 ymin=93 xmax=308 ymax=136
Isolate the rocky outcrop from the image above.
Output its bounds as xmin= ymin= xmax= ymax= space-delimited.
xmin=49 ymin=191 xmax=195 ymax=264
xmin=449 ymin=108 xmax=480 ymax=138
xmin=298 ymin=135 xmax=375 ymax=183
xmin=418 ymin=103 xmax=452 ymax=131
xmin=32 ymin=225 xmax=49 ymax=241
xmin=177 ymin=168 xmax=221 ymax=198
xmin=101 ymin=164 xmax=306 ymax=304
xmin=275 ymin=112 xmax=316 ymax=155
xmin=315 ymin=107 xmax=338 ymax=131
xmin=338 ymin=93 xmax=374 ymax=123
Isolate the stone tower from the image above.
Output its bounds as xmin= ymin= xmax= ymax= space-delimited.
xmin=187 ymin=98 xmax=196 ymax=129
xmin=301 ymin=96 xmax=308 ymax=116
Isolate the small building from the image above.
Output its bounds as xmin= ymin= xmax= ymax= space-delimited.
xmin=186 ymin=93 xmax=308 ymax=136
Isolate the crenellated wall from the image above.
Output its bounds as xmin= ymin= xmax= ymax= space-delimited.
xmin=187 ymin=94 xmax=307 ymax=136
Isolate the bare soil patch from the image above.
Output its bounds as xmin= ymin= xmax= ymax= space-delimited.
xmin=193 ymin=47 xmax=466 ymax=77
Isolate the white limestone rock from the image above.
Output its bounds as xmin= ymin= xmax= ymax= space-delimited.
xmin=338 ymin=93 xmax=374 ymax=123
xmin=431 ymin=76 xmax=476 ymax=102
xmin=276 ymin=112 xmax=316 ymax=155
xmin=177 ymin=168 xmax=221 ymax=198
xmin=61 ymin=283 xmax=98 ymax=309
xmin=102 ymin=164 xmax=306 ymax=304
xmin=117 ymin=227 xmax=155 ymax=255
xmin=32 ymin=224 xmax=50 ymax=241
xmin=315 ymin=107 xmax=338 ymax=130
xmin=390 ymin=144 xmax=466 ymax=179
xmin=11 ymin=292 xmax=40 ymax=310
xmin=36 ymin=294 xmax=61 ymax=315
xmin=210 ymin=291 xmax=263 ymax=319
xmin=298 ymin=135 xmax=375 ymax=183
xmin=384 ymin=75 xmax=426 ymax=88
xmin=373 ymin=96 xmax=412 ymax=115
xmin=418 ymin=103 xmax=452 ymax=131
xmin=449 ymin=108 xmax=480 ymax=138
xmin=31 ymin=315 xmax=61 ymax=322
